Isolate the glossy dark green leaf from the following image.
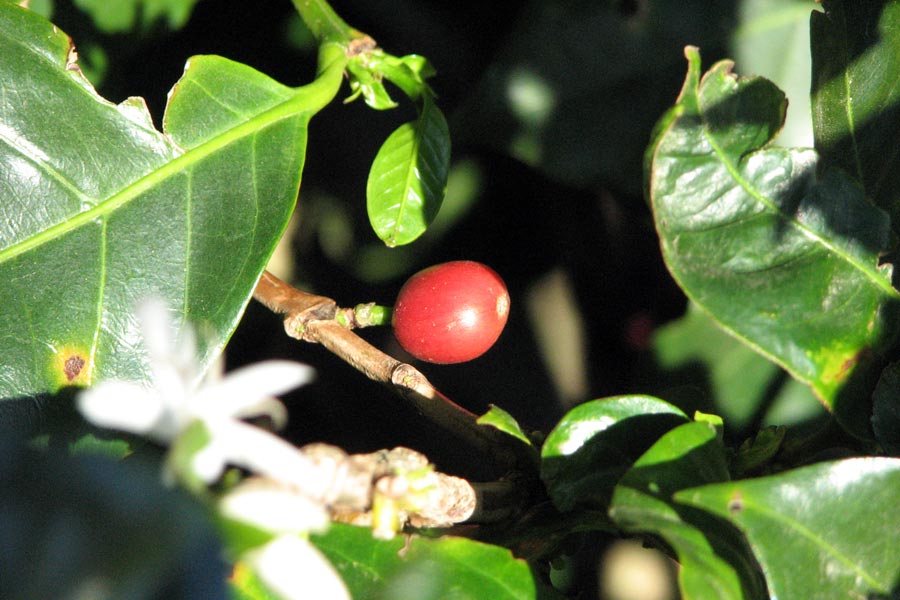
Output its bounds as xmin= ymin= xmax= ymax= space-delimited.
xmin=610 ymin=422 xmax=767 ymax=600
xmin=312 ymin=524 xmax=536 ymax=600
xmin=540 ymin=395 xmax=688 ymax=511
xmin=647 ymin=46 xmax=900 ymax=416
xmin=73 ymin=0 xmax=201 ymax=32
xmin=0 ymin=5 xmax=330 ymax=407
xmin=678 ymin=457 xmax=900 ymax=600
xmin=812 ymin=0 xmax=900 ymax=227
xmin=366 ymin=96 xmax=450 ymax=247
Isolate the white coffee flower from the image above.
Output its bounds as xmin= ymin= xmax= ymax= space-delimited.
xmin=77 ymin=299 xmax=314 ymax=485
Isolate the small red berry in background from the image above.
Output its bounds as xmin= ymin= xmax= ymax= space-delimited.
xmin=392 ymin=261 xmax=510 ymax=364
xmin=624 ymin=311 xmax=655 ymax=351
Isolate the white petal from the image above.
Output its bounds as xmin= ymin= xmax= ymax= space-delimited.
xmin=135 ymin=298 xmax=199 ymax=400
xmin=150 ymin=362 xmax=190 ymax=414
xmin=191 ymin=438 xmax=228 ymax=484
xmin=246 ymin=535 xmax=350 ymax=600
xmin=136 ymin=299 xmax=178 ymax=361
xmin=77 ymin=381 xmax=166 ymax=437
xmin=208 ymin=421 xmax=328 ymax=492
xmin=195 ymin=361 xmax=314 ymax=419
xmin=220 ymin=481 xmax=329 ymax=534
xmin=234 ymin=396 xmax=289 ymax=430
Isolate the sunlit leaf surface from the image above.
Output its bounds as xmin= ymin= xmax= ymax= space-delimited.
xmin=0 ymin=5 xmax=313 ymax=406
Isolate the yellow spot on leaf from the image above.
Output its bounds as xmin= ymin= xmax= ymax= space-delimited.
xmin=50 ymin=345 xmax=93 ymax=388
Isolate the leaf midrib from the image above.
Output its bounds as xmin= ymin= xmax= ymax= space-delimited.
xmin=739 ymin=496 xmax=884 ymax=591
xmin=836 ymin=7 xmax=866 ymax=185
xmin=0 ymin=94 xmax=313 ymax=265
xmin=698 ymin=122 xmax=897 ymax=298
xmin=389 ymin=121 xmax=424 ymax=245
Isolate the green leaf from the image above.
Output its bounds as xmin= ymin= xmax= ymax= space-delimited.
xmin=366 ymin=96 xmax=450 ymax=247
xmin=610 ymin=422 xmax=767 ymax=600
xmin=312 ymin=524 xmax=537 ymax=600
xmin=678 ymin=457 xmax=900 ymax=600
xmin=166 ymin=420 xmax=214 ymax=496
xmin=345 ymin=59 xmax=399 ymax=109
xmin=693 ymin=409 xmax=724 ymax=435
xmin=229 ymin=565 xmax=279 ymax=600
xmin=73 ymin=0 xmax=201 ymax=32
xmin=730 ymin=426 xmax=786 ymax=478
xmin=375 ymin=54 xmax=436 ymax=101
xmin=477 ymin=404 xmax=532 ymax=446
xmin=812 ymin=0 xmax=900 ymax=227
xmin=646 ymin=46 xmax=900 ymax=415
xmin=21 ymin=0 xmax=54 ymax=19
xmin=653 ymin=303 xmax=824 ymax=432
xmin=540 ymin=395 xmax=688 ymax=511
xmin=0 ymin=6 xmax=340 ymax=408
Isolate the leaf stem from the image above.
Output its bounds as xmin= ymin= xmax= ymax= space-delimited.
xmin=289 ymin=0 xmax=358 ymax=45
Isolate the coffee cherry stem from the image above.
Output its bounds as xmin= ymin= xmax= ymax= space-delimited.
xmin=336 ymin=303 xmax=394 ymax=329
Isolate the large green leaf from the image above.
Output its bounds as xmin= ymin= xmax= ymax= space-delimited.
xmin=646 ymin=46 xmax=900 ymax=417
xmin=812 ymin=0 xmax=900 ymax=228
xmin=678 ymin=457 xmax=900 ymax=599
xmin=0 ymin=5 xmax=334 ymax=404
xmin=609 ymin=422 xmax=767 ymax=600
xmin=540 ymin=395 xmax=688 ymax=511
xmin=312 ymin=524 xmax=536 ymax=600
xmin=366 ymin=96 xmax=450 ymax=247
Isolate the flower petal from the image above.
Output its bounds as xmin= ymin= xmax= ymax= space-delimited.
xmin=191 ymin=437 xmax=229 ymax=484
xmin=136 ymin=298 xmax=200 ymax=400
xmin=195 ymin=361 xmax=314 ymax=420
xmin=136 ymin=299 xmax=180 ymax=362
xmin=245 ymin=535 xmax=350 ymax=600
xmin=208 ymin=420 xmax=330 ymax=493
xmin=220 ymin=479 xmax=329 ymax=535
xmin=77 ymin=381 xmax=167 ymax=437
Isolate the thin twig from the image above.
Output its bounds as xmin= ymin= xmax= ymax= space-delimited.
xmin=253 ymin=270 xmax=519 ymax=472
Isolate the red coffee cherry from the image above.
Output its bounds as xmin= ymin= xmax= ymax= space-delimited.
xmin=392 ymin=261 xmax=510 ymax=364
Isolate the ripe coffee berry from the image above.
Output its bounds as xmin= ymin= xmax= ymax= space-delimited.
xmin=392 ymin=261 xmax=510 ymax=364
